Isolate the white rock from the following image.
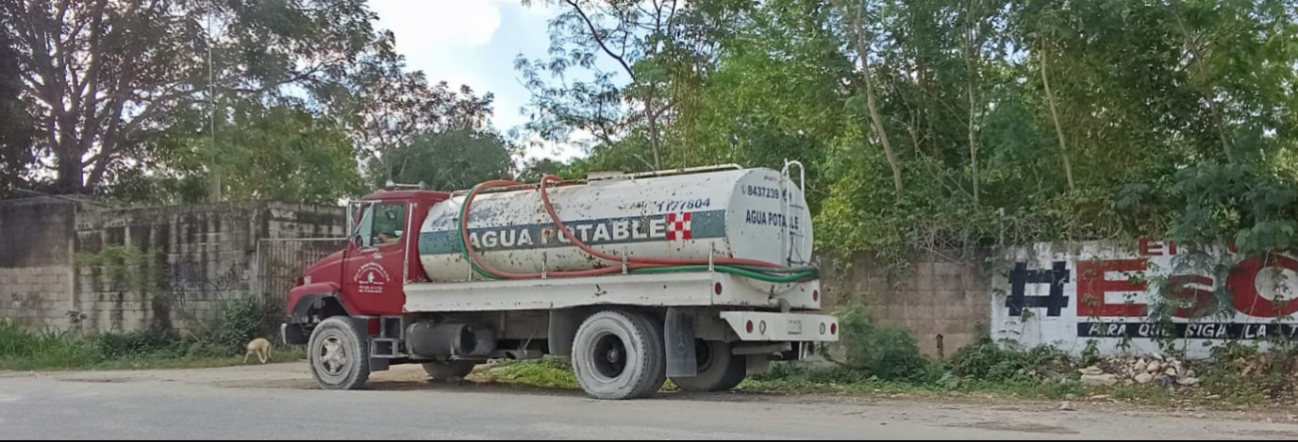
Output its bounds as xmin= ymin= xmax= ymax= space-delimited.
xmin=1152 ymin=353 xmax=1165 ymax=361
xmin=1079 ymin=366 xmax=1104 ymax=376
xmin=1165 ymin=368 xmax=1177 ymax=377
xmin=1178 ymin=377 xmax=1200 ymax=386
xmin=1081 ymin=374 xmax=1119 ymax=387
xmin=1146 ymin=361 xmax=1161 ymax=373
xmin=1135 ymin=373 xmax=1154 ymax=384
xmin=1058 ymin=401 xmax=1075 ymax=411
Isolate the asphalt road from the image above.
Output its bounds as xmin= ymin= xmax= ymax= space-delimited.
xmin=1 ymin=363 xmax=1296 ymax=440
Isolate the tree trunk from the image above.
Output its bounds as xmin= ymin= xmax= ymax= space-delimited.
xmin=964 ymin=12 xmax=980 ymax=205
xmin=1039 ymin=41 xmax=1076 ymax=193
xmin=852 ymin=12 xmax=903 ymax=199
xmin=646 ymin=85 xmax=663 ymax=170
xmin=55 ymin=149 xmax=84 ymax=194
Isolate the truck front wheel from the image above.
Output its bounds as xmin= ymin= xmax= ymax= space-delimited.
xmin=307 ymin=316 xmax=371 ymax=390
xmin=670 ymin=340 xmax=747 ymax=392
xmin=571 ymin=310 xmax=666 ymax=400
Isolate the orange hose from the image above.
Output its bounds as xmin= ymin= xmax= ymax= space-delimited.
xmin=537 ymin=175 xmax=785 ymax=268
xmin=458 ymin=179 xmax=655 ymax=279
xmin=458 ymin=174 xmax=790 ymax=281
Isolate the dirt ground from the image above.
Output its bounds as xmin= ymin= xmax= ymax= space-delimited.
xmin=5 ymin=360 xmax=1298 ymax=436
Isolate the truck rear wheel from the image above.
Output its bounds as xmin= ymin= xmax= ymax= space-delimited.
xmin=571 ymin=310 xmax=666 ymax=400
xmin=670 ymin=340 xmax=747 ymax=392
xmin=307 ymin=316 xmax=371 ymax=390
xmin=422 ymin=360 xmax=476 ymax=380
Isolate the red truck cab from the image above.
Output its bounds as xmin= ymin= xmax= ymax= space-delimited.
xmin=282 ymin=189 xmax=448 ymax=342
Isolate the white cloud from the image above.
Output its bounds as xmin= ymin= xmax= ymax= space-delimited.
xmin=368 ymin=0 xmax=501 ymax=82
xmin=370 ymin=0 xmax=503 ymax=47
xmin=370 ymin=0 xmax=592 ymax=163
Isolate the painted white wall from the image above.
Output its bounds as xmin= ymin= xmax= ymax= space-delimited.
xmin=990 ymin=240 xmax=1298 ymax=359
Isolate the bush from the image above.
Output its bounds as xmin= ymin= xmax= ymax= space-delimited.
xmin=94 ymin=326 xmax=183 ymax=359
xmin=833 ymin=303 xmax=936 ymax=382
xmin=0 ymin=295 xmax=289 ymax=370
xmin=0 ymin=321 xmax=102 ymax=369
xmin=210 ymin=298 xmax=274 ymax=354
xmin=1196 ymin=341 xmax=1298 ymax=402
xmin=946 ymin=337 xmax=1074 ymax=383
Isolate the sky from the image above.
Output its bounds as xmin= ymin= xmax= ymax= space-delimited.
xmin=367 ymin=0 xmax=592 ymax=163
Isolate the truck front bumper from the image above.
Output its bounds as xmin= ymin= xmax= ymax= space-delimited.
xmin=719 ymin=311 xmax=839 ymax=342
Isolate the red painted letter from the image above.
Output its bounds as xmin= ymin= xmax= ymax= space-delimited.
xmin=1226 ymin=255 xmax=1298 ymax=318
xmin=1077 ymin=259 xmax=1150 ymax=317
xmin=1166 ymin=274 xmax=1216 ymax=319
xmin=1139 ymin=239 xmax=1164 ymax=256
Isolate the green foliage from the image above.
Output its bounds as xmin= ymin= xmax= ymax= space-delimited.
xmin=0 ymin=322 xmax=102 ymax=369
xmin=479 ymin=358 xmax=578 ymax=389
xmin=1196 ymin=341 xmax=1298 ymax=403
xmin=832 ymin=303 xmax=934 ymax=382
xmin=210 ymin=298 xmax=276 ymax=354
xmin=946 ymin=337 xmax=1074 ymax=383
xmin=102 ymin=101 xmax=365 ymax=205
xmin=368 ymin=129 xmax=514 ymax=191
xmin=0 ymin=24 xmax=33 ymax=199
xmin=0 ymin=295 xmax=290 ymax=371
xmin=520 ymin=0 xmax=1298 ymax=272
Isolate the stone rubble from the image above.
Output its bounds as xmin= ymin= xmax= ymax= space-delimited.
xmin=1075 ymin=354 xmax=1200 ymax=388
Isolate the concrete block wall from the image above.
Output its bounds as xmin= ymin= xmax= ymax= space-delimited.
xmin=1 ymin=198 xmax=345 ymax=334
xmin=0 ymin=266 xmax=75 ymax=329
xmin=0 ymin=197 xmax=76 ymax=330
xmin=819 ymin=251 xmax=992 ymax=359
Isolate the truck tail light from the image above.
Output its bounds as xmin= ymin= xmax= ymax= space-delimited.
xmin=294 ymin=276 xmax=305 ymax=286
xmin=745 ymin=320 xmax=754 ymax=333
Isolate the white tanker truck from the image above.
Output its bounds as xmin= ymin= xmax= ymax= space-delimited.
xmin=280 ymin=163 xmax=838 ymax=400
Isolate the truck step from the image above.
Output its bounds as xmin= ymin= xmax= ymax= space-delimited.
xmin=370 ymin=337 xmax=401 ymax=359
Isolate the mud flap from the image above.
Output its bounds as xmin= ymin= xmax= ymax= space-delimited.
xmin=280 ymin=323 xmax=308 ymax=346
xmin=665 ymin=308 xmax=697 ymax=378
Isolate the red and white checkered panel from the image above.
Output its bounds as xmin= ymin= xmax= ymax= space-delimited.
xmin=666 ymin=212 xmax=692 ymax=240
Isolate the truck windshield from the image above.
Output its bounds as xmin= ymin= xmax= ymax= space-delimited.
xmin=353 ymin=202 xmax=406 ymax=248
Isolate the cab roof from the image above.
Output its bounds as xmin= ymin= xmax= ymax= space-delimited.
xmin=359 ymin=189 xmax=452 ymax=203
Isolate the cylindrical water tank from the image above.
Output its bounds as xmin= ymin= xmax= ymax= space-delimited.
xmin=417 ymin=167 xmax=812 ymax=282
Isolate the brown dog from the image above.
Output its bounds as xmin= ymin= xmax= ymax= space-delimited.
xmin=244 ymin=338 xmax=273 ymax=364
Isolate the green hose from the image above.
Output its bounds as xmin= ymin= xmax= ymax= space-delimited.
xmin=456 ymin=185 xmax=500 ymax=280
xmin=629 ymin=265 xmax=818 ymax=283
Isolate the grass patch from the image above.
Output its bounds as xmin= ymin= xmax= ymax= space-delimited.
xmin=476 ymin=358 xmax=579 ymax=389
xmin=462 ymin=305 xmax=1297 ymax=412
xmin=0 ymin=298 xmax=306 ymax=370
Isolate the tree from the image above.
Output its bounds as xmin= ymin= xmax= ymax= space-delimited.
xmin=516 ymin=158 xmax=572 ymax=182
xmin=0 ymin=19 xmax=33 ymax=198
xmin=103 ymin=100 xmax=363 ymax=206
xmin=369 ymin=129 xmax=514 ymax=192
xmin=521 ymin=0 xmax=1298 ymax=263
xmin=517 ymin=0 xmax=702 ymax=170
xmin=2 ymin=0 xmax=391 ymax=194
xmin=844 ymin=0 xmax=903 ymax=199
xmin=340 ymin=36 xmax=496 ymax=157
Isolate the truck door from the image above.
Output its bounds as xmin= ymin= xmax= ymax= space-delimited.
xmin=341 ymin=201 xmax=409 ymax=315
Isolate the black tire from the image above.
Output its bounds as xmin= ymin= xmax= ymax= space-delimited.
xmin=307 ymin=316 xmax=371 ymax=390
xmin=571 ymin=310 xmax=667 ymax=400
xmin=422 ymin=360 xmax=476 ymax=380
xmin=670 ymin=340 xmax=747 ymax=392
